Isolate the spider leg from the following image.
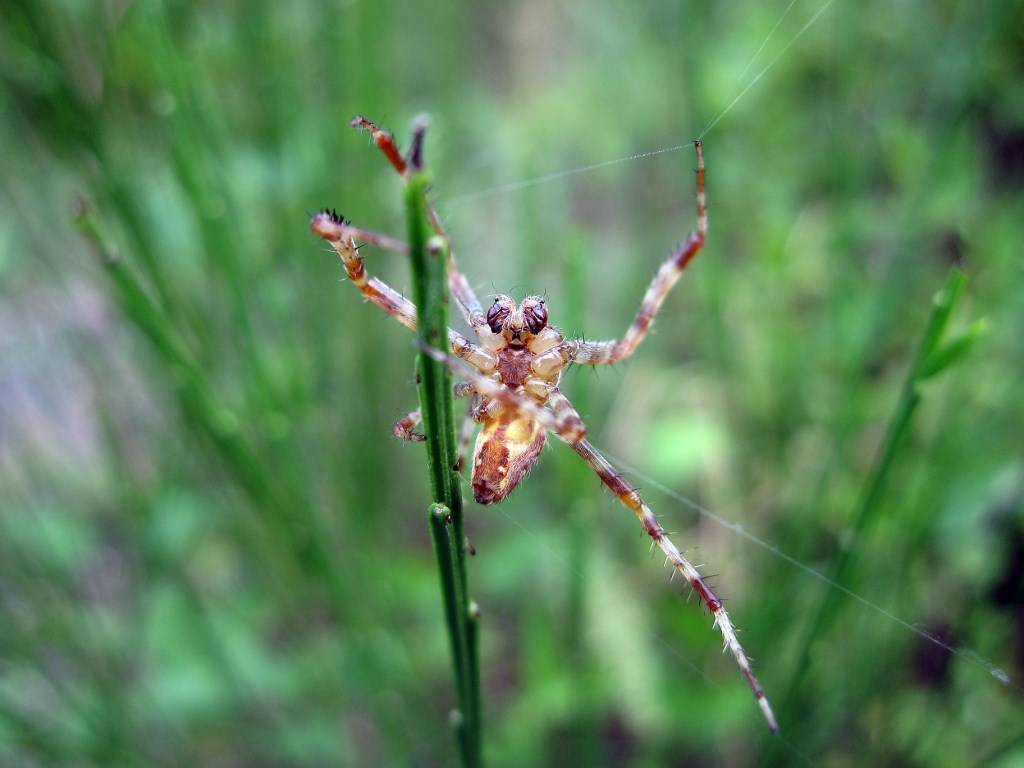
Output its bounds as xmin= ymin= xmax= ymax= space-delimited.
xmin=351 ymin=115 xmax=489 ymax=335
xmin=425 ymin=342 xmax=776 ymax=730
xmin=316 ymin=219 xmax=411 ymax=255
xmin=398 ymin=380 xmax=489 ymax=461
xmin=452 ymin=383 xmax=484 ymax=474
xmin=311 ymin=211 xmax=419 ymax=332
xmin=454 ymin=382 xmax=493 ymax=424
xmin=572 ymin=437 xmax=778 ymax=733
xmin=571 ymin=140 xmax=707 ymax=366
xmin=393 ymin=408 xmax=427 ymax=442
xmin=310 ymin=211 xmax=491 ymax=364
xmin=545 ymin=385 xmax=586 ymax=443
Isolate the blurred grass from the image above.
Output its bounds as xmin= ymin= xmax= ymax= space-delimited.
xmin=2 ymin=0 xmax=1024 ymax=765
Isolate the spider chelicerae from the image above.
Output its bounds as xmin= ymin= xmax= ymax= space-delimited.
xmin=310 ymin=116 xmax=777 ymax=732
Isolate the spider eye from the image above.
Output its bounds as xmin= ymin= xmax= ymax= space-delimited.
xmin=523 ymin=302 xmax=548 ymax=334
xmin=486 ymin=300 xmax=510 ymax=333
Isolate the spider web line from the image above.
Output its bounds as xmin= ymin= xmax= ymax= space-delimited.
xmin=730 ymin=0 xmax=800 ymax=89
xmin=478 ymin=435 xmax=1015 ymax=694
xmin=697 ymin=0 xmax=838 ymax=141
xmin=441 ymin=0 xmax=836 ymax=208
xmin=442 ymin=145 xmax=690 ymax=208
xmin=597 ymin=446 xmax=1018 ymax=692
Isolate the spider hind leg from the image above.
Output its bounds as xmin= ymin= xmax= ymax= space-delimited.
xmin=571 ymin=438 xmax=778 ymax=733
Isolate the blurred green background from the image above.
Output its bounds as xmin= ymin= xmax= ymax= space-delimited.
xmin=3 ymin=0 xmax=1024 ymax=765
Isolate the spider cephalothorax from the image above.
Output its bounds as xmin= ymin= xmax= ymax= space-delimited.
xmin=310 ymin=115 xmax=777 ymax=732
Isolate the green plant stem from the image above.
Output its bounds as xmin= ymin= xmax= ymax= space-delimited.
xmin=406 ymin=171 xmax=482 ymax=767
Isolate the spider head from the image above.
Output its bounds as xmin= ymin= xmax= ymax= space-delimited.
xmin=486 ymin=294 xmax=548 ymax=346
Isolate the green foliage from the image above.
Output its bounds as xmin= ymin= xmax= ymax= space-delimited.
xmin=2 ymin=0 xmax=1024 ymax=765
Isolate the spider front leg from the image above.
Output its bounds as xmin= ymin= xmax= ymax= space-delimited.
xmin=572 ymin=437 xmax=778 ymax=733
xmin=310 ymin=211 xmax=494 ymax=361
xmin=571 ymin=140 xmax=707 ymax=366
xmin=310 ymin=210 xmax=419 ymax=332
xmin=351 ymin=115 xmax=490 ymax=336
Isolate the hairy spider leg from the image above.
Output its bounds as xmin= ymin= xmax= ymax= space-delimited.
xmin=310 ymin=208 xmax=510 ymax=451
xmin=351 ymin=115 xmax=488 ymax=335
xmin=309 ymin=212 xmax=418 ymax=332
xmin=309 ymin=210 xmax=495 ymax=372
xmin=572 ymin=439 xmax=779 ymax=733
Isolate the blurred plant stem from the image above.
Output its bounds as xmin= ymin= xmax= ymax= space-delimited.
xmin=406 ymin=165 xmax=483 ymax=767
xmin=768 ymin=268 xmax=985 ymax=753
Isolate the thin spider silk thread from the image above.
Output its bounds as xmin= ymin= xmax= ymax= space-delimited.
xmin=442 ymin=145 xmax=688 ymax=208
xmin=730 ymin=0 xmax=799 ymax=87
xmin=697 ymin=0 xmax=838 ymax=140
xmin=441 ymin=0 xmax=837 ymax=209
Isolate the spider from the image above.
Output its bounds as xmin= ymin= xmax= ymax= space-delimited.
xmin=310 ymin=116 xmax=777 ymax=732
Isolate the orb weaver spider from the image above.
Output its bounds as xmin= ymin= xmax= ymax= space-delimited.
xmin=310 ymin=116 xmax=777 ymax=732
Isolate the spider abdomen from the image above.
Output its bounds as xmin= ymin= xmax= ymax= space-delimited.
xmin=471 ymin=413 xmax=546 ymax=505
